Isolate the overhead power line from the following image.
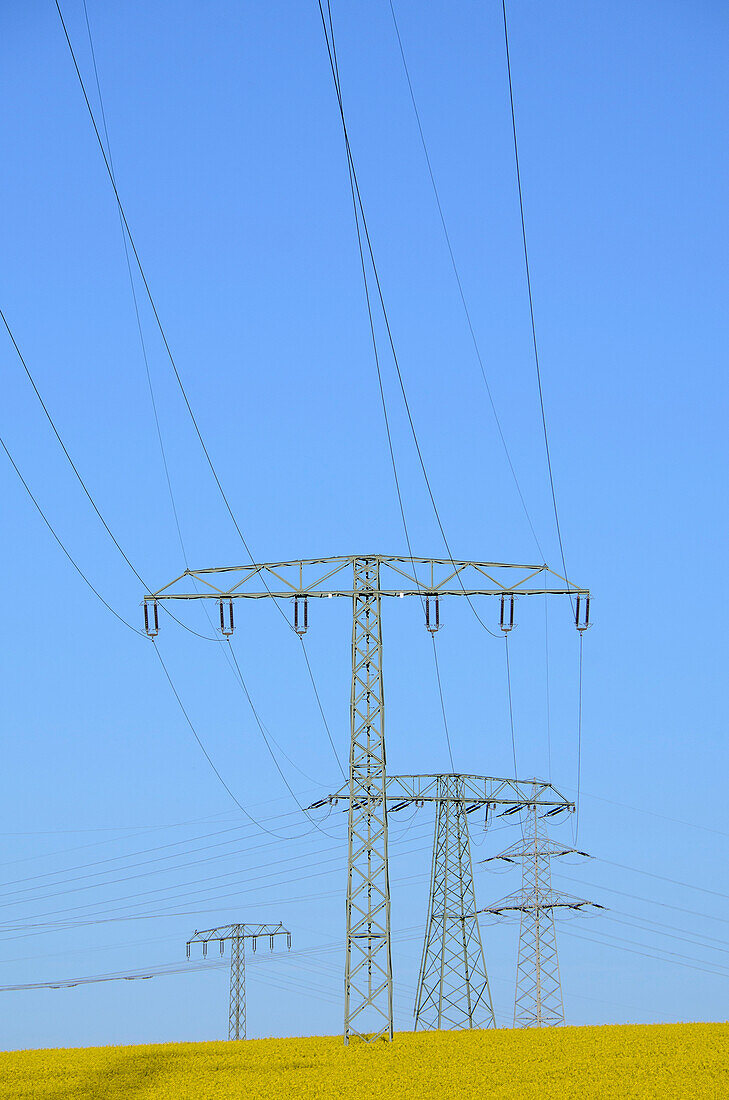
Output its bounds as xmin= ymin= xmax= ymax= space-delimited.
xmin=80 ymin=0 xmax=188 ymax=566
xmin=500 ymin=1 xmax=570 ymax=587
xmin=58 ymin=0 xmax=345 ymax=790
xmin=318 ymin=2 xmax=502 ymax=644
xmin=0 ymin=433 xmax=142 ymax=636
xmin=387 ymin=0 xmax=544 ymax=560
xmin=0 ymin=307 xmax=214 ymax=643
xmin=318 ymin=1 xmax=459 ymax=770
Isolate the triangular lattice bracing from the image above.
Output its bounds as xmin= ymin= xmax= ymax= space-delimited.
xmin=229 ymin=932 xmax=245 ymax=1040
xmin=482 ymin=786 xmax=598 ymax=1028
xmin=414 ymin=776 xmax=495 ymax=1030
xmin=512 ymin=829 xmax=565 ymax=1027
xmin=344 ymin=558 xmax=393 ymax=1043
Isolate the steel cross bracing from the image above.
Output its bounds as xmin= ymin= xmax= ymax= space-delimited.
xmin=186 ymin=923 xmax=291 ymax=1040
xmin=414 ymin=775 xmax=493 ymax=1031
xmin=480 ymin=794 xmax=600 ymax=1028
xmin=311 ymin=774 xmax=574 ymax=1032
xmin=147 ymin=555 xmax=589 ymax=1043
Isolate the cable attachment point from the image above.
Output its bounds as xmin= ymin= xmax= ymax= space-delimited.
xmin=425 ymin=594 xmax=441 ymax=633
xmin=143 ymin=599 xmax=159 ymax=637
xmin=575 ymin=594 xmax=591 ymax=632
xmin=499 ymin=593 xmax=516 ymax=633
xmin=294 ymin=595 xmax=308 ymax=636
xmin=219 ymin=598 xmax=234 ymax=636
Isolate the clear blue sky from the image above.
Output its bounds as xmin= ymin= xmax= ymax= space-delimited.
xmin=1 ymin=0 xmax=728 ymax=1048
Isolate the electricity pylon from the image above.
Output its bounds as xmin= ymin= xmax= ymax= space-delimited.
xmin=311 ymin=773 xmax=574 ymax=1031
xmin=415 ymin=774 xmax=493 ymax=1031
xmin=480 ymin=790 xmax=600 ymax=1027
xmin=147 ymin=555 xmax=589 ymax=1042
xmin=186 ymin=923 xmax=291 ymax=1040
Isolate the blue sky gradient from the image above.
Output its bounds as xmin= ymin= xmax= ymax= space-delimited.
xmin=1 ymin=0 xmax=728 ymax=1047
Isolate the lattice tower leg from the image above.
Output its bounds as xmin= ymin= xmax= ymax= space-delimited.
xmin=229 ymin=932 xmax=246 ymax=1040
xmin=344 ymin=557 xmax=393 ymax=1043
xmin=414 ymin=775 xmax=495 ymax=1030
xmin=514 ymin=803 xmax=565 ymax=1027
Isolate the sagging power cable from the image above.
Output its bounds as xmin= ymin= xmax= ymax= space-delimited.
xmin=0 ymin=433 xmax=142 ymax=637
xmin=318 ymin=1 xmax=501 ymax=645
xmin=320 ymin=1 xmax=458 ymax=766
xmin=0 ymin=308 xmax=215 ymax=643
xmin=501 ymin=0 xmax=570 ymax=592
xmin=58 ymin=0 xmax=344 ymax=787
xmin=388 ymin=0 xmax=544 ymax=560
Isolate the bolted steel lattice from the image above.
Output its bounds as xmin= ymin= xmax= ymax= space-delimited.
xmin=414 ymin=775 xmax=494 ymax=1031
xmin=481 ymin=788 xmax=600 ymax=1028
xmin=149 ymin=555 xmax=589 ymax=1043
xmin=186 ymin=923 xmax=291 ymax=1040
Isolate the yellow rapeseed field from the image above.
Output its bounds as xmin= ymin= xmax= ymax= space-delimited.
xmin=1 ymin=1023 xmax=726 ymax=1100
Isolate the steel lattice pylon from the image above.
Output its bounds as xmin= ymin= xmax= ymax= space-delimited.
xmin=481 ymin=790 xmax=600 ymax=1028
xmin=148 ymin=556 xmax=589 ymax=1042
xmin=229 ymin=931 xmax=245 ymax=1040
xmin=312 ymin=774 xmax=573 ymax=1032
xmin=186 ymin=923 xmax=291 ymax=1040
xmin=414 ymin=775 xmax=494 ymax=1031
xmin=344 ymin=557 xmax=393 ymax=1042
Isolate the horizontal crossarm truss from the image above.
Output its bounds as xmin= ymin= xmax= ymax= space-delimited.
xmin=146 ymin=555 xmax=588 ymax=603
xmin=187 ymin=923 xmax=290 ymax=949
xmin=313 ymin=774 xmax=574 ymax=813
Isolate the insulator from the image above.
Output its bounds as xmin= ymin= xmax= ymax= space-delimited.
xmin=287 ymin=933 xmax=292 ymax=949
xmin=252 ymin=937 xmax=257 ymax=953
xmin=269 ymin=935 xmax=274 ymax=951
xmin=186 ymin=943 xmax=190 ymax=960
xmin=143 ymin=599 xmax=159 ymax=638
xmin=293 ymin=595 xmax=308 ymax=636
xmin=501 ymin=804 xmax=522 ymax=816
xmin=202 ymin=942 xmax=207 ymax=958
xmin=575 ymin=594 xmax=591 ymax=632
xmin=220 ymin=940 xmax=224 ymax=955
xmin=425 ymin=594 xmax=440 ymax=633
xmin=499 ymin=593 xmax=515 ymax=633
xmin=219 ymin=598 xmax=234 ymax=636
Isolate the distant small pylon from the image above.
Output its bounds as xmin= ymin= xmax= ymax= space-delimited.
xmin=187 ymin=923 xmax=291 ymax=1040
xmin=480 ymin=785 xmax=601 ymax=1027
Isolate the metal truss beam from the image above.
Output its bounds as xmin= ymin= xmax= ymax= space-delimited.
xmin=316 ymin=774 xmax=574 ymax=812
xmin=146 ymin=555 xmax=588 ymax=603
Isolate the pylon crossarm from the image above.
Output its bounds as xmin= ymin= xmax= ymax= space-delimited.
xmin=481 ymin=839 xmax=588 ymax=863
xmin=481 ymin=899 xmax=603 ymax=916
xmin=146 ymin=555 xmax=588 ymax=604
xmin=187 ymin=923 xmax=288 ymax=945
xmin=314 ymin=774 xmax=574 ymax=811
